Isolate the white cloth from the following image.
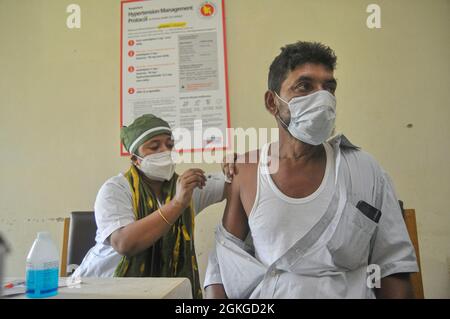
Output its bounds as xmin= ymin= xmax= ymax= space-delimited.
xmin=204 ymin=134 xmax=419 ymax=298
xmin=72 ymin=172 xmax=225 ymax=278
xmin=250 ymin=142 xmax=335 ymax=266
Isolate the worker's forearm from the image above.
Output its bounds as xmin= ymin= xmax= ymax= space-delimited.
xmin=205 ymin=284 xmax=228 ymax=299
xmin=113 ymin=199 xmax=184 ymax=257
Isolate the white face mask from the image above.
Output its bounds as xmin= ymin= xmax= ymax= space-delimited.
xmin=135 ymin=151 xmax=175 ymax=181
xmin=275 ymin=90 xmax=336 ymax=145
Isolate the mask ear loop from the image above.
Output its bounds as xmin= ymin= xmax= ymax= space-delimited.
xmin=277 ymin=114 xmax=290 ymax=130
xmin=273 ymin=91 xmax=291 ymax=129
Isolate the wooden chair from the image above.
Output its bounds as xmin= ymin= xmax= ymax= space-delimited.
xmin=400 ymin=204 xmax=425 ymax=299
xmin=60 ymin=211 xmax=97 ymax=277
xmin=61 ymin=217 xmax=70 ymax=277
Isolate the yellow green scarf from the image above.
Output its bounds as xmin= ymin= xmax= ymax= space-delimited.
xmin=114 ymin=165 xmax=202 ymax=299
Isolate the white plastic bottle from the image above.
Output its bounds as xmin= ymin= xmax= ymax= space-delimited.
xmin=25 ymin=232 xmax=59 ymax=298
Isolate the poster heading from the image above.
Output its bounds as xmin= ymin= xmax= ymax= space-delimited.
xmin=128 ymin=6 xmax=194 ymax=23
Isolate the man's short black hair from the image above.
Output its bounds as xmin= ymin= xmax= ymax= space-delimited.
xmin=268 ymin=41 xmax=337 ymax=94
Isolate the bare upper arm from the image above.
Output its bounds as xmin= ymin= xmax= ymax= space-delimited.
xmin=222 ymin=168 xmax=249 ymax=240
xmin=221 ymin=152 xmax=259 ymax=241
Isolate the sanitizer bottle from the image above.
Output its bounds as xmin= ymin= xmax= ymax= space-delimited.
xmin=25 ymin=232 xmax=59 ymax=298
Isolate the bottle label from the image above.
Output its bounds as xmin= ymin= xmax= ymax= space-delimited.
xmin=26 ymin=267 xmax=59 ymax=298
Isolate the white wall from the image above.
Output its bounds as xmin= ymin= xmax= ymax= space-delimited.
xmin=0 ymin=0 xmax=449 ymax=298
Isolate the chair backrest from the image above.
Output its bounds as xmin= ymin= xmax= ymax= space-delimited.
xmin=0 ymin=233 xmax=9 ymax=296
xmin=400 ymin=205 xmax=425 ymax=299
xmin=60 ymin=211 xmax=97 ymax=277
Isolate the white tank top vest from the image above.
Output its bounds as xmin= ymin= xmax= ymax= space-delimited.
xmin=248 ymin=142 xmax=336 ymax=266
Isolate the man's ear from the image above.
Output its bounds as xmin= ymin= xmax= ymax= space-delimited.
xmin=265 ymin=90 xmax=278 ymax=116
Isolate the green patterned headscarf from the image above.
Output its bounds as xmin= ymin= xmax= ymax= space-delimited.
xmin=121 ymin=114 xmax=172 ymax=155
xmin=114 ymin=165 xmax=202 ymax=299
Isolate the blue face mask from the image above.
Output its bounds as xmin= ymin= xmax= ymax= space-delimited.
xmin=275 ymin=90 xmax=336 ymax=145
